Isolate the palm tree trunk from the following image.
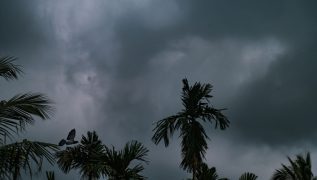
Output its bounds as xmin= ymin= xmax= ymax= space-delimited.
xmin=88 ymin=172 xmax=92 ymax=180
xmin=13 ymin=166 xmax=19 ymax=180
xmin=192 ymin=155 xmax=198 ymax=180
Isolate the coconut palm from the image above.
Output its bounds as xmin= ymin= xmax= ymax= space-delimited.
xmin=239 ymin=172 xmax=258 ymax=180
xmin=152 ymin=78 xmax=229 ymax=179
xmin=0 ymin=139 xmax=59 ymax=180
xmin=103 ymin=140 xmax=149 ymax=180
xmin=272 ymin=152 xmax=317 ymax=180
xmin=56 ymin=131 xmax=105 ymax=180
xmin=0 ymin=56 xmax=57 ymax=179
xmin=0 ymin=56 xmax=53 ymax=144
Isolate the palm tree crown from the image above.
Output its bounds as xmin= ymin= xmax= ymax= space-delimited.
xmin=0 ymin=139 xmax=58 ymax=180
xmin=104 ymin=140 xmax=149 ymax=180
xmin=57 ymin=131 xmax=149 ymax=180
xmin=239 ymin=172 xmax=258 ymax=180
xmin=56 ymin=131 xmax=105 ymax=180
xmin=194 ymin=163 xmax=228 ymax=180
xmin=152 ymin=78 xmax=229 ymax=179
xmin=272 ymin=152 xmax=317 ymax=180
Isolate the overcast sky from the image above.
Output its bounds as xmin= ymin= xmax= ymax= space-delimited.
xmin=1 ymin=1 xmax=317 ymax=179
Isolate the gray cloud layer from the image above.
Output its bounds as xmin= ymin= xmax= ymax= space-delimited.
xmin=1 ymin=1 xmax=317 ymax=179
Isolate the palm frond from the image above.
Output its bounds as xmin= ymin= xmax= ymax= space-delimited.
xmin=0 ymin=56 xmax=22 ymax=80
xmin=272 ymin=152 xmax=315 ymax=180
xmin=239 ymin=172 xmax=258 ymax=180
xmin=152 ymin=115 xmax=182 ymax=146
xmin=0 ymin=93 xmax=54 ymax=143
xmin=104 ymin=140 xmax=149 ymax=179
xmin=0 ymin=139 xmax=59 ymax=179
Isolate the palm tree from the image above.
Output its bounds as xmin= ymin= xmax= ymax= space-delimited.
xmin=56 ymin=131 xmax=105 ymax=180
xmin=0 ymin=139 xmax=58 ymax=180
xmin=272 ymin=152 xmax=317 ymax=180
xmin=152 ymin=78 xmax=229 ymax=179
xmin=194 ymin=163 xmax=228 ymax=180
xmin=0 ymin=56 xmax=53 ymax=144
xmin=103 ymin=140 xmax=149 ymax=180
xmin=57 ymin=131 xmax=149 ymax=180
xmin=0 ymin=56 xmax=57 ymax=179
xmin=239 ymin=172 xmax=258 ymax=180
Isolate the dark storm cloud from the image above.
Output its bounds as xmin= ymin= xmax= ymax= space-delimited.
xmin=231 ymin=41 xmax=317 ymax=145
xmin=177 ymin=0 xmax=317 ymax=43
xmin=2 ymin=0 xmax=317 ymax=179
xmin=0 ymin=1 xmax=55 ymax=54
xmin=87 ymin=0 xmax=317 ymax=147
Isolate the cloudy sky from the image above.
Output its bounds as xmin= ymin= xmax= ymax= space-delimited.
xmin=1 ymin=0 xmax=317 ymax=179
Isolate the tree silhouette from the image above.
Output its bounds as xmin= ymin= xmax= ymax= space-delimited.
xmin=0 ymin=56 xmax=21 ymax=80
xmin=239 ymin=172 xmax=258 ymax=180
xmin=103 ymin=140 xmax=149 ymax=180
xmin=0 ymin=140 xmax=58 ymax=180
xmin=194 ymin=163 xmax=228 ymax=180
xmin=0 ymin=56 xmax=53 ymax=144
xmin=272 ymin=152 xmax=317 ymax=180
xmin=0 ymin=56 xmax=57 ymax=179
xmin=57 ymin=131 xmax=149 ymax=180
xmin=56 ymin=131 xmax=105 ymax=180
xmin=152 ymin=78 xmax=229 ymax=180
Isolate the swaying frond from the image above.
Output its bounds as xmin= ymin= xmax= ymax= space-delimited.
xmin=152 ymin=78 xmax=230 ymax=177
xmin=0 ymin=93 xmax=53 ymax=143
xmin=0 ymin=56 xmax=22 ymax=80
xmin=104 ymin=140 xmax=149 ymax=180
xmin=239 ymin=172 xmax=258 ymax=180
xmin=152 ymin=115 xmax=182 ymax=146
xmin=272 ymin=152 xmax=317 ymax=180
xmin=0 ymin=139 xmax=59 ymax=180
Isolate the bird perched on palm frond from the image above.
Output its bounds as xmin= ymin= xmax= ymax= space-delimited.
xmin=58 ymin=129 xmax=78 ymax=146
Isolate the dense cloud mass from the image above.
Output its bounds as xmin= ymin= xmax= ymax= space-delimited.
xmin=0 ymin=1 xmax=317 ymax=179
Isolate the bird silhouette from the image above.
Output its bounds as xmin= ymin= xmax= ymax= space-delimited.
xmin=58 ymin=129 xmax=78 ymax=146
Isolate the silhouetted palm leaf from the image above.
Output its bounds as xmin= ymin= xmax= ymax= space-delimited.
xmin=193 ymin=163 xmax=228 ymax=180
xmin=239 ymin=172 xmax=258 ymax=180
xmin=104 ymin=140 xmax=149 ymax=180
xmin=0 ymin=139 xmax=59 ymax=180
xmin=152 ymin=78 xmax=229 ymax=179
xmin=0 ymin=93 xmax=53 ymax=143
xmin=0 ymin=56 xmax=22 ymax=80
xmin=272 ymin=152 xmax=317 ymax=180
